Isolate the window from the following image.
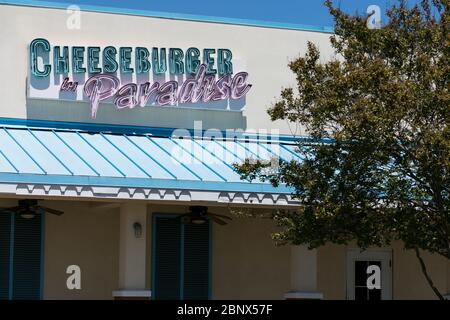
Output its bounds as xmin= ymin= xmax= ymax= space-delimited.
xmin=0 ymin=212 xmax=43 ymax=300
xmin=346 ymin=249 xmax=392 ymax=300
xmin=152 ymin=215 xmax=211 ymax=300
xmin=354 ymin=260 xmax=381 ymax=300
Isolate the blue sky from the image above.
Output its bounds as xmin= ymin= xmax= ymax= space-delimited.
xmin=34 ymin=0 xmax=422 ymax=28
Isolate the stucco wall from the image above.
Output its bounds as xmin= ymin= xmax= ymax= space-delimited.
xmin=2 ymin=197 xmax=449 ymax=300
xmin=42 ymin=200 xmax=120 ymax=300
xmin=146 ymin=204 xmax=291 ymax=300
xmin=211 ymin=213 xmax=291 ymax=299
xmin=41 ymin=203 xmax=450 ymax=300
xmin=0 ymin=4 xmax=333 ymax=135
xmin=0 ymin=198 xmax=120 ymax=299
xmin=317 ymin=242 xmax=450 ymax=300
xmin=1 ymin=198 xmax=290 ymax=299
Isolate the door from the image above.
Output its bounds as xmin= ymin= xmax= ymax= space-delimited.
xmin=152 ymin=215 xmax=211 ymax=300
xmin=346 ymin=249 xmax=392 ymax=300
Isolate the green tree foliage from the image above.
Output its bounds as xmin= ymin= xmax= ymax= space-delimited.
xmin=234 ymin=0 xmax=449 ymax=299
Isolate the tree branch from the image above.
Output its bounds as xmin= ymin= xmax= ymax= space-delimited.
xmin=414 ymin=247 xmax=445 ymax=300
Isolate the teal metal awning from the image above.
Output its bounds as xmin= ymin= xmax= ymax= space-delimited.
xmin=0 ymin=119 xmax=302 ymax=196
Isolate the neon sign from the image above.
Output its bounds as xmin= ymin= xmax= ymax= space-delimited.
xmin=28 ymin=38 xmax=252 ymax=118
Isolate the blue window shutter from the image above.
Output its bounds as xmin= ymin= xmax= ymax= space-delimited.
xmin=12 ymin=214 xmax=42 ymax=300
xmin=154 ymin=216 xmax=181 ymax=300
xmin=0 ymin=212 xmax=11 ymax=300
xmin=183 ymin=222 xmax=210 ymax=300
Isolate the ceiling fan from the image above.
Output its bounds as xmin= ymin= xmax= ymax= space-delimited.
xmin=180 ymin=206 xmax=232 ymax=226
xmin=0 ymin=199 xmax=64 ymax=219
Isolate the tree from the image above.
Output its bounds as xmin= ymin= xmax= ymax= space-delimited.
xmin=234 ymin=0 xmax=449 ymax=299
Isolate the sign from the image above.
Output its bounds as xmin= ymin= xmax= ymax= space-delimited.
xmin=28 ymin=38 xmax=252 ymax=118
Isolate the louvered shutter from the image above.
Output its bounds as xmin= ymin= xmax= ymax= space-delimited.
xmin=12 ymin=214 xmax=42 ymax=300
xmin=154 ymin=216 xmax=181 ymax=300
xmin=0 ymin=212 xmax=11 ymax=300
xmin=183 ymin=222 xmax=210 ymax=300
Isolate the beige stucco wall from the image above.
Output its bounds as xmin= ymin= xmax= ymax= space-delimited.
xmin=317 ymin=242 xmax=450 ymax=300
xmin=145 ymin=204 xmax=291 ymax=300
xmin=2 ymin=197 xmax=450 ymax=299
xmin=0 ymin=198 xmax=120 ymax=299
xmin=1 ymin=197 xmax=290 ymax=300
xmin=391 ymin=242 xmax=448 ymax=299
xmin=211 ymin=212 xmax=291 ymax=299
xmin=42 ymin=200 xmax=120 ymax=299
xmin=0 ymin=4 xmax=333 ymax=135
xmin=39 ymin=202 xmax=450 ymax=300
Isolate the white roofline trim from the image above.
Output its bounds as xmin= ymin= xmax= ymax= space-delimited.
xmin=0 ymin=182 xmax=301 ymax=206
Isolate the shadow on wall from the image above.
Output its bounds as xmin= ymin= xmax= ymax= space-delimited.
xmin=27 ymin=58 xmax=249 ymax=130
xmin=26 ymin=98 xmax=247 ymax=130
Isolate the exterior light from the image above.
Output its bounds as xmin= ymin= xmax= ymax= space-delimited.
xmin=133 ymin=222 xmax=142 ymax=238
xmin=190 ymin=217 xmax=207 ymax=225
xmin=21 ymin=212 xmax=36 ymax=219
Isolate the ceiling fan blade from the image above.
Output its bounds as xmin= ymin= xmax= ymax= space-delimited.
xmin=209 ymin=215 xmax=228 ymax=225
xmin=38 ymin=206 xmax=64 ymax=216
xmin=209 ymin=213 xmax=232 ymax=220
xmin=2 ymin=206 xmax=23 ymax=212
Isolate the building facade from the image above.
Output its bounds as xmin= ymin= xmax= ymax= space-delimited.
xmin=0 ymin=1 xmax=449 ymax=300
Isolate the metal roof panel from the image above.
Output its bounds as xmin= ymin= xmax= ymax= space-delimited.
xmin=0 ymin=124 xmax=303 ymax=194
